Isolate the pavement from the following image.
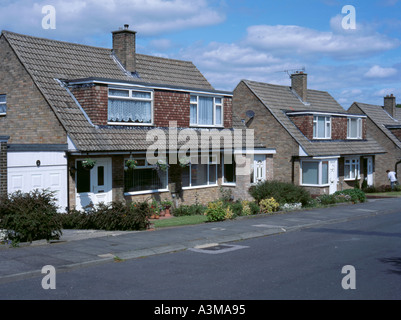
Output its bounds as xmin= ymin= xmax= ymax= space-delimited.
xmin=0 ymin=197 xmax=400 ymax=284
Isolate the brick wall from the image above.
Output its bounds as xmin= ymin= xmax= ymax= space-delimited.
xmin=389 ymin=128 xmax=401 ymax=141
xmin=289 ymin=115 xmax=313 ymax=139
xmin=0 ymin=36 xmax=67 ymax=144
xmin=70 ymin=84 xmax=108 ymax=126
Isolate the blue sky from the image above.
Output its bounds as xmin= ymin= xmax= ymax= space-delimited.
xmin=1 ymin=0 xmax=400 ymax=109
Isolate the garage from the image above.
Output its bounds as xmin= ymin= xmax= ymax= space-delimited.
xmin=7 ymin=150 xmax=68 ymax=212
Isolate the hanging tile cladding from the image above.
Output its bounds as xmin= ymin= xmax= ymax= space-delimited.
xmin=154 ymin=90 xmax=190 ymax=127
xmin=70 ymin=84 xmax=108 ymax=126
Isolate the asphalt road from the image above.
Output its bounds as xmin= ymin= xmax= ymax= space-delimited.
xmin=0 ymin=207 xmax=400 ymax=301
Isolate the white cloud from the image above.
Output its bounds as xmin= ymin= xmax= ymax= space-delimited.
xmin=365 ymin=65 xmax=398 ymax=78
xmin=243 ymin=21 xmax=400 ymax=60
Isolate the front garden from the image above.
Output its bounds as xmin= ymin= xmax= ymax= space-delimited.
xmin=0 ymin=181 xmax=368 ymax=245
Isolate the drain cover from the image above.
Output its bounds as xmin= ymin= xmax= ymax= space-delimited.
xmin=189 ymin=244 xmax=249 ymax=254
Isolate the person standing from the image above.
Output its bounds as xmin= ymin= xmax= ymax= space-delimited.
xmin=386 ymin=170 xmax=398 ymax=190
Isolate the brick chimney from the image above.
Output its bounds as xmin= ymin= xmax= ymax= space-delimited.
xmin=384 ymin=94 xmax=396 ymax=118
xmin=291 ymin=72 xmax=308 ymax=102
xmin=112 ymin=24 xmax=137 ymax=72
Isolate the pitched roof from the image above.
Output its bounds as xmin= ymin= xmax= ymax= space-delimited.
xmin=2 ymin=30 xmax=249 ymax=152
xmin=353 ymin=102 xmax=401 ymax=149
xmin=242 ymin=80 xmax=385 ymax=157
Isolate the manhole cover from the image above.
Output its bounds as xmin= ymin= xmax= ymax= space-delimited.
xmin=188 ymin=244 xmax=249 ymax=255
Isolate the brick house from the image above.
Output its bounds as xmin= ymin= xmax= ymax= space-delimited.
xmin=233 ymin=72 xmax=385 ymax=195
xmin=348 ymin=95 xmax=401 ymax=187
xmin=0 ymin=27 xmax=274 ymax=212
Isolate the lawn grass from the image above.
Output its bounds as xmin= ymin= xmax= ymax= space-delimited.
xmin=366 ymin=191 xmax=401 ymax=197
xmin=152 ymin=215 xmax=208 ymax=229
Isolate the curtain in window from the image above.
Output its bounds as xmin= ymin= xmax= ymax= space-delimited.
xmin=216 ymin=105 xmax=222 ymax=125
xmin=190 ymin=104 xmax=197 ymax=124
xmin=302 ymin=162 xmax=319 ymax=184
xmin=198 ymin=96 xmax=213 ymax=125
xmin=108 ymin=99 xmax=151 ymax=123
xmin=318 ymin=117 xmax=325 ymax=138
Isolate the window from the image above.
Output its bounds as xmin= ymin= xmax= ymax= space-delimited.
xmin=124 ymin=158 xmax=168 ymax=193
xmin=301 ymin=160 xmax=329 ymax=186
xmin=347 ymin=118 xmax=362 ymax=139
xmin=223 ymin=155 xmax=236 ymax=184
xmin=76 ymin=160 xmax=91 ymax=193
xmin=108 ymin=88 xmax=152 ymax=124
xmin=344 ymin=158 xmax=360 ymax=180
xmin=0 ymin=94 xmax=6 ymax=115
xmin=190 ymin=95 xmax=223 ymax=126
xmin=313 ymin=116 xmax=331 ymax=139
xmin=182 ymin=155 xmax=218 ymax=188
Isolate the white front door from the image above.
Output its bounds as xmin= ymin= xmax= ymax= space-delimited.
xmin=76 ymin=158 xmax=112 ymax=210
xmin=329 ymin=159 xmax=338 ymax=194
xmin=253 ymin=155 xmax=266 ymax=183
xmin=366 ymin=157 xmax=373 ymax=186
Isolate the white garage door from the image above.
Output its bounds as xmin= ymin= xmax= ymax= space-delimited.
xmin=8 ymin=152 xmax=68 ymax=212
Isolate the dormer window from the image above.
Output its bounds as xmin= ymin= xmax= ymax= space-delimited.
xmin=347 ymin=117 xmax=362 ymax=139
xmin=0 ymin=94 xmax=6 ymax=115
xmin=313 ymin=116 xmax=331 ymax=139
xmin=108 ymin=88 xmax=153 ymax=125
xmin=190 ymin=95 xmax=223 ymax=127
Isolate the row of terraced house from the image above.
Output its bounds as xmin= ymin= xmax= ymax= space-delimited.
xmin=1 ymin=26 xmax=400 ymax=212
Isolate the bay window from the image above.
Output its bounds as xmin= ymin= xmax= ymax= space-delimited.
xmin=190 ymin=95 xmax=223 ymax=126
xmin=313 ymin=116 xmax=331 ymax=139
xmin=301 ymin=160 xmax=329 ymax=186
xmin=108 ymin=88 xmax=153 ymax=124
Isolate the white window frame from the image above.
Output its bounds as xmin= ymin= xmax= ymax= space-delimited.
xmin=347 ymin=117 xmax=363 ymax=139
xmin=300 ymin=160 xmax=330 ymax=187
xmin=107 ymin=88 xmax=153 ymax=126
xmin=182 ymin=154 xmax=219 ymax=189
xmin=123 ymin=157 xmax=169 ymax=195
xmin=190 ymin=95 xmax=224 ymax=127
xmin=0 ymin=94 xmax=6 ymax=116
xmin=344 ymin=157 xmax=360 ymax=181
xmin=313 ymin=116 xmax=331 ymax=139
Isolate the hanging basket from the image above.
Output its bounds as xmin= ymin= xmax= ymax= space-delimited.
xmin=82 ymin=158 xmax=96 ymax=170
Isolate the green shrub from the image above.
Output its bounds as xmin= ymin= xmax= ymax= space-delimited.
xmin=249 ymin=180 xmax=312 ymax=206
xmin=334 ymin=189 xmax=366 ymax=203
xmin=317 ymin=194 xmax=338 ymax=206
xmin=61 ymin=201 xmax=150 ymax=231
xmin=205 ymin=201 xmax=228 ymax=222
xmin=0 ymin=190 xmax=62 ymax=242
xmin=259 ymin=198 xmax=280 ymax=214
xmin=172 ymin=204 xmax=206 ymax=217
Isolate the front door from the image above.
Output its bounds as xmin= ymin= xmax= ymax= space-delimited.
xmin=365 ymin=157 xmax=373 ymax=186
xmin=329 ymin=159 xmax=338 ymax=194
xmin=253 ymin=155 xmax=266 ymax=183
xmin=75 ymin=158 xmax=112 ymax=210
